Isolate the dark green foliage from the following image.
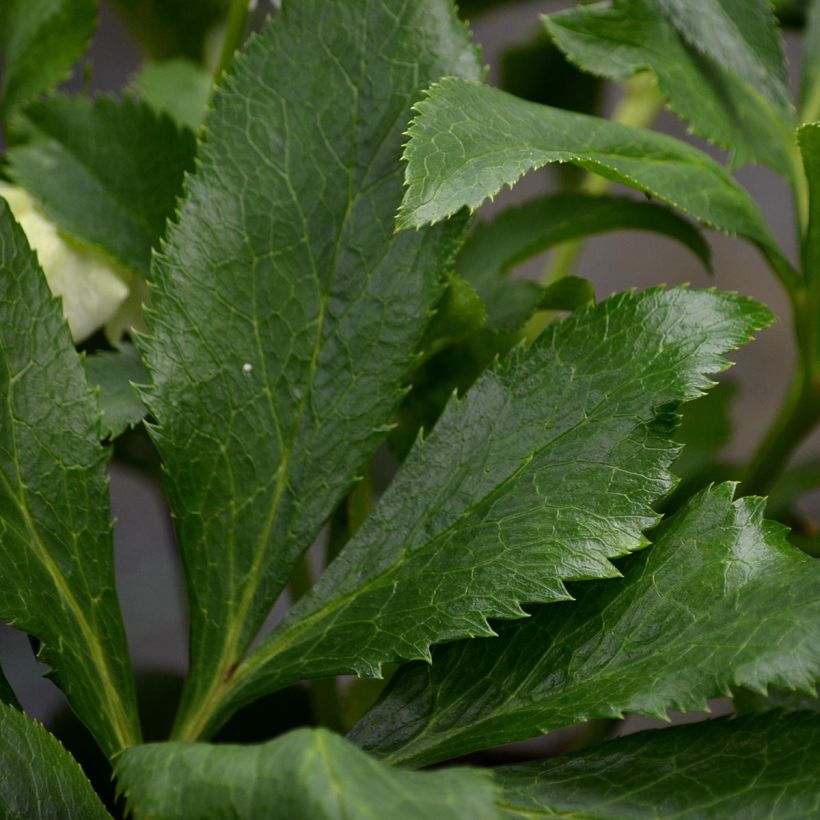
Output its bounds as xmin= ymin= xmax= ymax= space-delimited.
xmin=0 ymin=0 xmax=818 ymax=816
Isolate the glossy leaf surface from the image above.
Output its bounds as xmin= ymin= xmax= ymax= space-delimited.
xmin=115 ymin=728 xmax=497 ymax=820
xmin=352 ymin=484 xmax=819 ymax=766
xmin=399 ymin=78 xmax=778 ymax=259
xmin=0 ymin=703 xmax=110 ymax=819
xmin=221 ymin=289 xmax=770 ymax=730
xmin=496 ymin=713 xmax=820 ymax=819
xmin=0 ymin=202 xmax=139 ymax=756
xmin=141 ymin=0 xmax=482 ymax=740
xmin=545 ymin=0 xmax=794 ymax=175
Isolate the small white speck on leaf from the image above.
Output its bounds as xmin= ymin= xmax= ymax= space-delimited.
xmin=242 ymin=362 xmax=253 ymax=375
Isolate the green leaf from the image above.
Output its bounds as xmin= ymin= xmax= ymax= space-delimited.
xmin=500 ymin=30 xmax=602 ymax=116
xmin=0 ymin=702 xmax=110 ymax=819
xmin=7 ymin=95 xmax=197 ymax=276
xmin=108 ymin=0 xmax=228 ymax=63
xmin=801 ymin=0 xmax=820 ymax=121
xmin=471 ymin=276 xmax=596 ymax=337
xmin=655 ymin=0 xmax=791 ymax=111
xmin=495 ymin=713 xmax=820 ymax=819
xmin=735 ymin=686 xmax=820 ymax=715
xmin=216 ymin=288 xmax=770 ymax=731
xmin=672 ymin=379 xmax=736 ymax=481
xmin=544 ymin=0 xmax=795 ymax=176
xmin=115 ymin=728 xmax=497 ymax=820
xmin=538 ymin=276 xmax=596 ymax=312
xmin=351 ymin=484 xmax=820 ymax=766
xmin=398 ymin=78 xmax=779 ymax=258
xmin=0 ymin=0 xmax=96 ymax=119
xmin=131 ymin=58 xmax=212 ymax=131
xmin=457 ymin=192 xmax=711 ymax=332
xmin=0 ymin=201 xmax=140 ymax=756
xmin=421 ymin=272 xmax=487 ymax=358
xmin=84 ymin=344 xmax=149 ymax=439
xmin=145 ymin=0 xmax=481 ymax=741
xmin=458 ymin=193 xmax=710 ymax=288
xmin=457 ymin=191 xmax=710 ymax=334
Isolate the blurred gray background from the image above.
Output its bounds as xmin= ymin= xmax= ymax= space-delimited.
xmin=0 ymin=1 xmax=808 ymax=740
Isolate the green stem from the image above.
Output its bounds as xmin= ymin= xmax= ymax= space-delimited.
xmin=214 ymin=0 xmax=250 ymax=84
xmin=741 ymin=364 xmax=820 ymax=497
xmin=287 ymin=553 xmax=344 ymax=730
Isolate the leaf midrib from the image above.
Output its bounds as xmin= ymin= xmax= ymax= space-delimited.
xmin=0 ymin=352 xmax=137 ymax=750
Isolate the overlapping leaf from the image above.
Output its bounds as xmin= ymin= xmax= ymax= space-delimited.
xmin=84 ymin=344 xmax=149 ymax=439
xmin=115 ymin=728 xmax=497 ymax=820
xmin=351 ymin=484 xmax=820 ymax=766
xmin=131 ymin=59 xmax=211 ymax=132
xmin=0 ymin=202 xmax=139 ymax=756
xmin=656 ymin=0 xmax=791 ymax=111
xmin=7 ymin=95 xmax=196 ymax=276
xmin=398 ymin=78 xmax=779 ymax=262
xmin=0 ymin=0 xmax=96 ymax=118
xmin=544 ymin=0 xmax=795 ymax=175
xmin=108 ymin=0 xmax=228 ymax=62
xmin=457 ymin=192 xmax=709 ymax=331
xmin=496 ymin=713 xmax=820 ymax=819
xmin=211 ymin=289 xmax=770 ymax=733
xmin=141 ymin=0 xmax=482 ymax=741
xmin=0 ymin=703 xmax=110 ymax=819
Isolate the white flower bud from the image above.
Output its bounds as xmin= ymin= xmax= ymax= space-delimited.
xmin=0 ymin=182 xmax=130 ymax=342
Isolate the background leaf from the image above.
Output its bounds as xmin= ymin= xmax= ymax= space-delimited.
xmin=7 ymin=95 xmax=196 ymax=277
xmin=399 ymin=78 xmax=779 ymax=260
xmin=115 ymin=728 xmax=497 ymax=820
xmin=143 ymin=0 xmax=482 ymax=742
xmin=218 ymin=288 xmax=770 ymax=727
xmin=544 ymin=0 xmax=795 ymax=175
xmin=656 ymin=0 xmax=791 ymax=111
xmin=457 ymin=192 xmax=710 ymax=332
xmin=0 ymin=202 xmax=140 ymax=756
xmin=458 ymin=193 xmax=711 ymax=286
xmin=0 ymin=702 xmax=110 ymax=819
xmin=108 ymin=0 xmax=228 ymax=63
xmin=351 ymin=484 xmax=820 ymax=766
xmin=131 ymin=59 xmax=212 ymax=131
xmin=496 ymin=713 xmax=820 ymax=819
xmin=84 ymin=344 xmax=149 ymax=439
xmin=0 ymin=0 xmax=96 ymax=119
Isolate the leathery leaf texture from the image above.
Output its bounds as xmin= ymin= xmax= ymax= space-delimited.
xmin=495 ymin=713 xmax=820 ymax=820
xmin=656 ymin=0 xmax=791 ymax=112
xmin=543 ymin=0 xmax=795 ymax=176
xmin=140 ymin=0 xmax=481 ymax=740
xmin=496 ymin=712 xmax=820 ymax=819
xmin=351 ymin=484 xmax=820 ymax=767
xmin=115 ymin=728 xmax=497 ymax=820
xmin=0 ymin=202 xmax=139 ymax=756
xmin=214 ymin=288 xmax=771 ymax=731
xmin=398 ymin=77 xmax=778 ymax=258
xmin=0 ymin=702 xmax=110 ymax=819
